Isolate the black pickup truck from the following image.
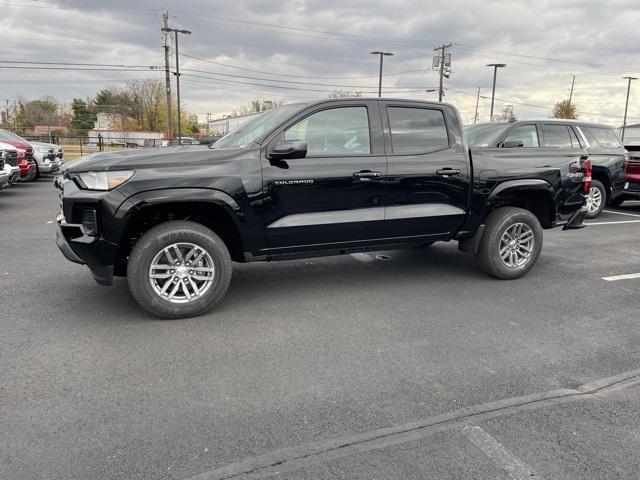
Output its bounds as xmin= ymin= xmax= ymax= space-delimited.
xmin=56 ymin=99 xmax=588 ymax=318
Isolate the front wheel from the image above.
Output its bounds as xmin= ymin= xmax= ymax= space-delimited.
xmin=127 ymin=221 xmax=232 ymax=319
xmin=476 ymin=207 xmax=543 ymax=280
xmin=585 ymin=180 xmax=606 ymax=218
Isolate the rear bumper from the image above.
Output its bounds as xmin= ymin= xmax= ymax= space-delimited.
xmin=562 ymin=206 xmax=587 ymax=230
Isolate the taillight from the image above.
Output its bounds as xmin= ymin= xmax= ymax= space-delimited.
xmin=583 ymin=159 xmax=592 ymax=193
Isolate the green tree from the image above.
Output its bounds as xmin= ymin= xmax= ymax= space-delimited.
xmin=552 ymin=99 xmax=577 ymax=119
xmin=71 ymin=99 xmax=97 ymax=134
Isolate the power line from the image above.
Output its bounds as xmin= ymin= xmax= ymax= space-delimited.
xmin=0 ymin=60 xmax=161 ymax=69
xmin=179 ymin=52 xmax=427 ymax=80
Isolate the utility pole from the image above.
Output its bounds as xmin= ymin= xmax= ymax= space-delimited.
xmin=474 ymin=87 xmax=481 ymax=124
xmin=162 ymin=25 xmax=191 ymax=144
xmin=162 ymin=11 xmax=174 ymax=142
xmin=622 ymin=76 xmax=637 ymax=142
xmin=206 ymin=112 xmax=211 ymax=135
xmin=569 ymin=74 xmax=576 ymax=105
xmin=433 ymin=43 xmax=452 ymax=102
xmin=370 ymin=51 xmax=394 ymax=97
xmin=487 ymin=63 xmax=506 ymax=120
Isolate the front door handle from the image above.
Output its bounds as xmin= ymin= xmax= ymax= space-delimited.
xmin=353 ymin=170 xmax=382 ymax=179
xmin=436 ymin=168 xmax=461 ymax=176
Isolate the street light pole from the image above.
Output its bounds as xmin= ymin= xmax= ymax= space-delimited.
xmin=487 ymin=63 xmax=506 ymax=121
xmin=370 ymin=51 xmax=394 ymax=98
xmin=162 ymin=26 xmax=191 ymax=144
xmin=622 ymin=76 xmax=637 ymax=142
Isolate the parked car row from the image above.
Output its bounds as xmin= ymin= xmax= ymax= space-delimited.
xmin=465 ymin=119 xmax=633 ymax=218
xmin=0 ymin=129 xmax=64 ymax=188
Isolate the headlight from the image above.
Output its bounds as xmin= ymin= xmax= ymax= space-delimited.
xmin=77 ymin=170 xmax=134 ymax=191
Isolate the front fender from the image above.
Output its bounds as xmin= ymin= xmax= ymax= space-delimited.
xmin=114 ymin=187 xmax=241 ymax=220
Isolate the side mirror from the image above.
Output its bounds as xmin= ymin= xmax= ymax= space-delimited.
xmin=268 ymin=140 xmax=307 ymax=160
xmin=502 ymin=140 xmax=524 ymax=148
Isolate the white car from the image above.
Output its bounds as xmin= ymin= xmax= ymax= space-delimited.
xmin=0 ymin=141 xmax=20 ymax=184
xmin=30 ymin=141 xmax=63 ymax=176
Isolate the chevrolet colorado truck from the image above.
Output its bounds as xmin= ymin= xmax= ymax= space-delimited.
xmin=56 ymin=99 xmax=589 ymax=318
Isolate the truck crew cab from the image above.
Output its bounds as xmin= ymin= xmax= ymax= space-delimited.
xmin=56 ymin=99 xmax=589 ymax=318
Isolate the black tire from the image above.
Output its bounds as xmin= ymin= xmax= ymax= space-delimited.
xmin=585 ymin=180 xmax=606 ymax=219
xmin=20 ymin=166 xmax=37 ymax=182
xmin=476 ymin=207 xmax=543 ymax=280
xmin=34 ymin=164 xmax=41 ymax=179
xmin=610 ymin=197 xmax=624 ymax=208
xmin=127 ymin=220 xmax=232 ymax=319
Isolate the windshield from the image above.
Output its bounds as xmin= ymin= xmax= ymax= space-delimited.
xmin=213 ymin=104 xmax=304 ymax=149
xmin=0 ymin=129 xmax=28 ymax=143
xmin=466 ymin=123 xmax=511 ymax=147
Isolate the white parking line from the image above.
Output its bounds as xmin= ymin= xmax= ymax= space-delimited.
xmin=586 ymin=220 xmax=640 ymax=225
xmin=602 ymin=273 xmax=640 ymax=282
xmin=603 ymin=210 xmax=640 ymax=218
xmin=462 ymin=425 xmax=545 ymax=480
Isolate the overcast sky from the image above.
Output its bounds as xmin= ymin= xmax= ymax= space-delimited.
xmin=2 ymin=0 xmax=640 ymax=125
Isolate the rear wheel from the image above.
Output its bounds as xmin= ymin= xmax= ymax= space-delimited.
xmin=476 ymin=207 xmax=543 ymax=279
xmin=127 ymin=221 xmax=232 ymax=319
xmin=585 ymin=180 xmax=606 ymax=218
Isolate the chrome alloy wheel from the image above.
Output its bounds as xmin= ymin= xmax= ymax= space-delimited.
xmin=499 ymin=223 xmax=535 ymax=268
xmin=586 ymin=185 xmax=603 ymax=214
xmin=149 ymin=242 xmax=215 ymax=303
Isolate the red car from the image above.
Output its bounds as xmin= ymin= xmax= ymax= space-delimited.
xmin=615 ymin=143 xmax=640 ymax=206
xmin=0 ymin=129 xmax=37 ymax=181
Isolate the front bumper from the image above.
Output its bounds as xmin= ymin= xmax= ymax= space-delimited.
xmin=39 ymin=160 xmax=61 ymax=174
xmin=619 ymin=181 xmax=640 ymax=200
xmin=56 ymin=213 xmax=116 ymax=286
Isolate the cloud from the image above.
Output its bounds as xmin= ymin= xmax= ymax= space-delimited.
xmin=1 ymin=0 xmax=639 ymax=125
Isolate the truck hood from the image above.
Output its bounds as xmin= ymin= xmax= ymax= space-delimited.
xmin=0 ymin=140 xmax=31 ymax=151
xmin=30 ymin=141 xmax=57 ymax=150
xmin=0 ymin=141 xmax=18 ymax=152
xmin=67 ymin=145 xmax=250 ymax=172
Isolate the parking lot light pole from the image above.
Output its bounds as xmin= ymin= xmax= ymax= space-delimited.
xmin=370 ymin=51 xmax=394 ymax=98
xmin=487 ymin=63 xmax=506 ymax=121
xmin=622 ymin=76 xmax=637 ymax=142
xmin=162 ymin=27 xmax=191 ymax=143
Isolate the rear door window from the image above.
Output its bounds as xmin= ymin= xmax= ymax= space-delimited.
xmin=585 ymin=127 xmax=622 ymax=149
xmin=541 ymin=124 xmax=573 ymax=148
xmin=504 ymin=124 xmax=539 ymax=147
xmin=387 ymin=107 xmax=449 ymax=154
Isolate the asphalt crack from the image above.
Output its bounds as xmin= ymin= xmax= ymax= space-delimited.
xmin=184 ymin=368 xmax=640 ymax=480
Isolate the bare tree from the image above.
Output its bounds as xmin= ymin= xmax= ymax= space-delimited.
xmin=328 ymin=90 xmax=363 ymax=99
xmin=552 ymin=99 xmax=577 ymax=119
xmin=493 ymin=105 xmax=517 ymax=121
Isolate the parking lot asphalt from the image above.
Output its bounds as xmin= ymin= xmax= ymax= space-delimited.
xmin=1 ymin=178 xmax=639 ymax=480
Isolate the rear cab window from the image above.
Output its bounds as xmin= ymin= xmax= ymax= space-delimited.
xmin=584 ymin=127 xmax=623 ymax=149
xmin=386 ymin=106 xmax=449 ymax=154
xmin=540 ymin=124 xmax=576 ymax=148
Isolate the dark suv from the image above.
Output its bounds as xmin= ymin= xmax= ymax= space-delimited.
xmin=467 ymin=120 xmax=626 ymax=218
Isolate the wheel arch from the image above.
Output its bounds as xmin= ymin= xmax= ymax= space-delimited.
xmin=113 ymin=189 xmax=248 ymax=274
xmin=487 ymin=179 xmax=555 ymax=229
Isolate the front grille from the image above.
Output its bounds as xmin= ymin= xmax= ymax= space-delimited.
xmin=0 ymin=158 xmax=4 ymax=170
xmin=25 ymin=147 xmax=33 ymax=160
xmin=4 ymin=151 xmax=17 ymax=166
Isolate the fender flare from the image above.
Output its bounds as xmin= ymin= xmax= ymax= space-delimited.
xmin=487 ymin=179 xmax=554 ymax=204
xmin=114 ymin=187 xmax=241 ymax=222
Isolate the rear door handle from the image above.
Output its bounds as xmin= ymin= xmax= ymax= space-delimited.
xmin=436 ymin=168 xmax=461 ymax=176
xmin=353 ymin=170 xmax=382 ymax=179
